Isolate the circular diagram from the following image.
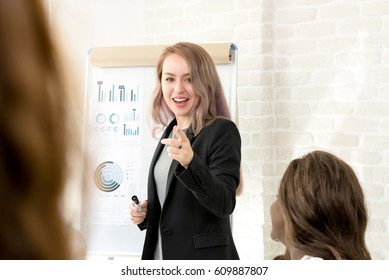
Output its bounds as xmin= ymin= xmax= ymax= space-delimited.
xmin=109 ymin=113 xmax=120 ymax=124
xmin=94 ymin=161 xmax=123 ymax=192
xmin=96 ymin=113 xmax=106 ymax=124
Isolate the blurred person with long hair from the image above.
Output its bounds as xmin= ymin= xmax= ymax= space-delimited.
xmin=270 ymin=150 xmax=371 ymax=260
xmin=0 ymin=0 xmax=79 ymax=259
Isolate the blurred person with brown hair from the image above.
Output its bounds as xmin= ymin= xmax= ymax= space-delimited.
xmin=130 ymin=42 xmax=241 ymax=260
xmin=270 ymin=150 xmax=371 ymax=260
xmin=0 ymin=0 xmax=79 ymax=259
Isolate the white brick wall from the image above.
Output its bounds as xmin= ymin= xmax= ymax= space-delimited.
xmin=51 ymin=0 xmax=389 ymax=260
xmin=268 ymin=0 xmax=389 ymax=260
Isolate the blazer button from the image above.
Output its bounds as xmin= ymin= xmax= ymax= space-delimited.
xmin=162 ymin=228 xmax=171 ymax=235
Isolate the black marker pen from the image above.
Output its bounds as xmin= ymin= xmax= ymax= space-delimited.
xmin=132 ymin=195 xmax=143 ymax=212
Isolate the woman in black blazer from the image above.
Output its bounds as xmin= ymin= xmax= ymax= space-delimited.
xmin=130 ymin=42 xmax=241 ymax=260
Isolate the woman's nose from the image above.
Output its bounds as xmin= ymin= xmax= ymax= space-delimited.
xmin=174 ymin=80 xmax=184 ymax=93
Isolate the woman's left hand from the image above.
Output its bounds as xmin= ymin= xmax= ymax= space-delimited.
xmin=161 ymin=125 xmax=193 ymax=169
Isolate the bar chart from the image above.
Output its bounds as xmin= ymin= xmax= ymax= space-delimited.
xmin=97 ymin=81 xmax=140 ymax=103
xmin=90 ymin=76 xmax=144 ymax=143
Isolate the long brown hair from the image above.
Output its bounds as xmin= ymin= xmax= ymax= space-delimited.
xmin=151 ymin=42 xmax=230 ymax=136
xmin=0 ymin=0 xmax=72 ymax=259
xmin=275 ymin=151 xmax=371 ymax=260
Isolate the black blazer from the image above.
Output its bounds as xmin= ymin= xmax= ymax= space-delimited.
xmin=139 ymin=118 xmax=241 ymax=260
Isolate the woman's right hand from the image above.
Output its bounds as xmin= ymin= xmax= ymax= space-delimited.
xmin=129 ymin=200 xmax=147 ymax=225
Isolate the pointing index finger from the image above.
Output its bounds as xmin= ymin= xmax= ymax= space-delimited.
xmin=173 ymin=126 xmax=188 ymax=142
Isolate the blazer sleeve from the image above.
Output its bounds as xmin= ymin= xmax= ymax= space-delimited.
xmin=175 ymin=119 xmax=241 ymax=217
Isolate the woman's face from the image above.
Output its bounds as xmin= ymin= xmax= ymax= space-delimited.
xmin=270 ymin=196 xmax=286 ymax=244
xmin=161 ymin=53 xmax=199 ymax=128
